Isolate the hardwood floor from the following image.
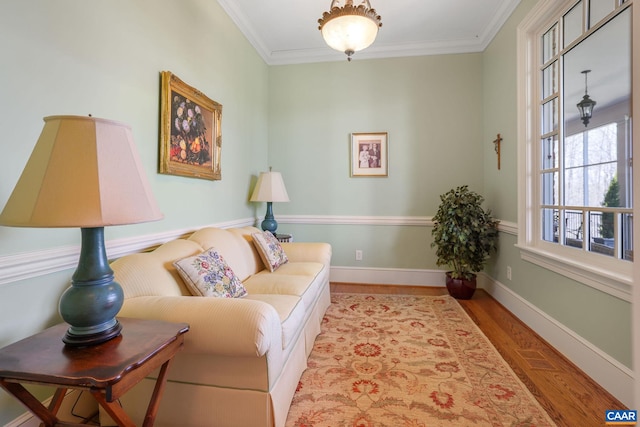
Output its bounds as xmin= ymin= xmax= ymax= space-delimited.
xmin=330 ymin=282 xmax=627 ymax=427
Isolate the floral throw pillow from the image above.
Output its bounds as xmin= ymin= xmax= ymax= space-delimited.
xmin=252 ymin=231 xmax=289 ymax=272
xmin=173 ymin=248 xmax=247 ymax=298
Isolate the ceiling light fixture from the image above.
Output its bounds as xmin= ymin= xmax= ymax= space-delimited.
xmin=577 ymin=69 xmax=596 ymax=127
xmin=318 ymin=0 xmax=382 ymax=62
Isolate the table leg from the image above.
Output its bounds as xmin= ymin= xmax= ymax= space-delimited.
xmin=0 ymin=380 xmax=59 ymax=426
xmin=39 ymin=388 xmax=67 ymax=427
xmin=91 ymin=391 xmax=136 ymax=427
xmin=142 ymin=358 xmax=174 ymax=427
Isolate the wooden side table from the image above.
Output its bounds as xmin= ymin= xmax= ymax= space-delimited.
xmin=0 ymin=318 xmax=189 ymax=427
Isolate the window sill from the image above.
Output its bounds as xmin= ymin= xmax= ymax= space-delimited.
xmin=516 ymin=244 xmax=632 ymax=302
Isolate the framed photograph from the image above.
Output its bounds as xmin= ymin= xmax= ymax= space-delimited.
xmin=159 ymin=71 xmax=222 ymax=180
xmin=350 ymin=132 xmax=388 ymax=177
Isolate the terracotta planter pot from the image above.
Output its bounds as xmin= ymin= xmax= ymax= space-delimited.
xmin=445 ymin=272 xmax=477 ymax=300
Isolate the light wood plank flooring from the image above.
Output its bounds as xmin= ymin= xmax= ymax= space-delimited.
xmin=330 ymin=282 xmax=627 ymax=427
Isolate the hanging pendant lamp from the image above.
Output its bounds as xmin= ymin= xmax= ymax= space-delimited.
xmin=577 ymin=69 xmax=597 ymax=127
xmin=318 ymin=0 xmax=382 ymax=61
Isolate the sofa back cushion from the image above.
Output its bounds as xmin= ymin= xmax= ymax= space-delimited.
xmin=112 ymin=227 xmax=268 ymax=299
xmin=188 ymin=227 xmax=264 ymax=282
xmin=112 ymin=239 xmax=204 ymax=298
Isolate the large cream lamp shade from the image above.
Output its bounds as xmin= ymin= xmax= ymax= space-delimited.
xmin=0 ymin=115 xmax=163 ymax=346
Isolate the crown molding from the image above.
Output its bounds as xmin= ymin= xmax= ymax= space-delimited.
xmin=218 ymin=0 xmax=523 ymax=65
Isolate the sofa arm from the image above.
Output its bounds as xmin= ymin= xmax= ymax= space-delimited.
xmin=118 ymin=296 xmax=282 ymax=358
xmin=281 ymin=242 xmax=332 ymax=265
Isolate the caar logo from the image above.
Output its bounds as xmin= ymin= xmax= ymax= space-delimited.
xmin=606 ymin=410 xmax=637 ymax=425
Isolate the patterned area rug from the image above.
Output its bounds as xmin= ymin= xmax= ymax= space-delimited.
xmin=285 ymin=294 xmax=556 ymax=427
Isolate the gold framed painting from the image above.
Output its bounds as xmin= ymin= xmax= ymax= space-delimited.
xmin=159 ymin=71 xmax=222 ymax=180
xmin=350 ymin=132 xmax=388 ymax=177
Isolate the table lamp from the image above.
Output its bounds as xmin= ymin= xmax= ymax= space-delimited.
xmin=250 ymin=168 xmax=289 ymax=234
xmin=0 ymin=115 xmax=163 ymax=346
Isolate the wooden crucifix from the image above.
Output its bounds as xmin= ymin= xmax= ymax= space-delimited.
xmin=493 ymin=133 xmax=502 ymax=170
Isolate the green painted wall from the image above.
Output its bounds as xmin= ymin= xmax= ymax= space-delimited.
xmin=267 ymin=55 xmax=484 ymax=272
xmin=266 ymin=20 xmax=489 ymax=268
xmin=267 ymin=0 xmax=631 ymax=370
xmin=0 ymin=0 xmax=268 ymax=254
xmin=268 ymin=55 xmax=485 ymax=219
xmin=283 ymin=223 xmax=437 ymax=270
xmin=0 ymin=0 xmax=268 ymax=422
xmin=482 ymin=0 xmax=631 ymax=367
xmin=0 ymin=0 xmax=632 ymax=423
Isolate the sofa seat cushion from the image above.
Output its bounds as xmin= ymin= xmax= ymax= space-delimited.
xmin=268 ymin=262 xmax=324 ymax=277
xmin=243 ymin=262 xmax=324 ymax=308
xmin=246 ymin=294 xmax=305 ymax=351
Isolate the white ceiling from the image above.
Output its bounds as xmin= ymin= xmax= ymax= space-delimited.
xmin=217 ymin=0 xmax=524 ymax=65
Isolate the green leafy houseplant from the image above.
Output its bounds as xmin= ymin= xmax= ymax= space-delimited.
xmin=431 ymin=186 xmax=499 ymax=298
xmin=600 ymin=176 xmax=619 ymax=239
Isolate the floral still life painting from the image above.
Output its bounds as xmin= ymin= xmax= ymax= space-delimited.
xmin=160 ymin=71 xmax=222 ymax=180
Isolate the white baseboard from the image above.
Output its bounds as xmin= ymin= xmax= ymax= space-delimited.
xmin=477 ymin=273 xmax=633 ymax=407
xmin=331 ymin=266 xmax=634 ymax=408
xmin=330 ymin=266 xmax=446 ymax=287
xmin=5 ymin=411 xmax=34 ymax=427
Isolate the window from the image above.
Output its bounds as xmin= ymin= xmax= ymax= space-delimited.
xmin=518 ymin=0 xmax=634 ymax=299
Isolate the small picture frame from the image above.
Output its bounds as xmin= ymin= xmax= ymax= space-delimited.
xmin=350 ymin=132 xmax=388 ymax=177
xmin=159 ymin=71 xmax=222 ymax=180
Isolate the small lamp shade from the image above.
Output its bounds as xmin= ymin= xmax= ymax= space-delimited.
xmin=0 ymin=115 xmax=163 ymax=346
xmin=250 ymin=170 xmax=289 ymax=233
xmin=250 ymin=171 xmax=290 ymax=203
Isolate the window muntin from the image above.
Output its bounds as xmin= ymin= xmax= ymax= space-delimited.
xmin=589 ymin=0 xmax=616 ymax=27
xmin=564 ymin=124 xmax=618 ymax=208
xmin=563 ymin=1 xmax=584 ymax=47
xmin=537 ymin=2 xmax=633 ymax=265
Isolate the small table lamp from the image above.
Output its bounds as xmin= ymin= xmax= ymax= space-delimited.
xmin=0 ymin=116 xmax=163 ymax=346
xmin=250 ymin=168 xmax=289 ymax=234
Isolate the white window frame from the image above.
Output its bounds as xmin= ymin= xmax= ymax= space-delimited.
xmin=517 ymin=0 xmax=634 ymax=301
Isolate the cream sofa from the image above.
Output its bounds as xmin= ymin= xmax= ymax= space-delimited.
xmin=105 ymin=226 xmax=332 ymax=427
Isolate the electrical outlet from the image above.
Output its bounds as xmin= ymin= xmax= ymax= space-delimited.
xmin=355 ymin=250 xmax=363 ymax=261
xmin=506 ymin=266 xmax=512 ymax=280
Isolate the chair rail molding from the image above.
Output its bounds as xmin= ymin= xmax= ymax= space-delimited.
xmin=0 ymin=215 xmax=516 ymax=286
xmin=0 ymin=218 xmax=254 ymax=287
xmin=276 ymin=214 xmax=517 ymax=235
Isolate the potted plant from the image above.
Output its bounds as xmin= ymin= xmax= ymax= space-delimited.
xmin=431 ymin=185 xmax=499 ymax=299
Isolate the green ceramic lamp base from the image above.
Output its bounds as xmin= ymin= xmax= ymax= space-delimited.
xmin=58 ymin=227 xmax=124 ymax=347
xmin=260 ymin=202 xmax=279 ymax=234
